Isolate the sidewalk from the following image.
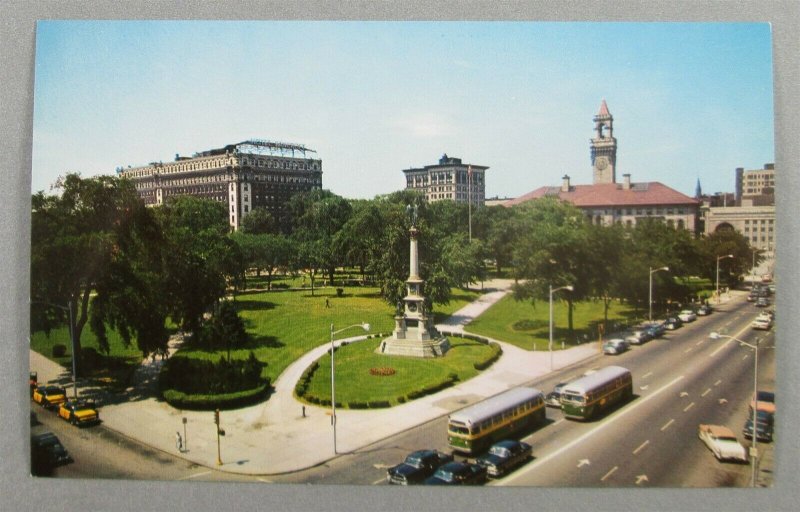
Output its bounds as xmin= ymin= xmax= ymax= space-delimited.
xmin=29 ymin=279 xmax=608 ymax=475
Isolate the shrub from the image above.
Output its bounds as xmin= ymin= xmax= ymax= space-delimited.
xmin=473 ymin=342 xmax=502 ymax=370
xmin=336 ymin=288 xmax=344 ymax=297
xmin=52 ymin=344 xmax=67 ymax=358
xmin=368 ymin=400 xmax=391 ymax=409
xmin=163 ymin=381 xmax=270 ymax=410
xmin=160 ymin=351 xmax=265 ymax=396
xmin=348 ymin=401 xmax=369 ymax=409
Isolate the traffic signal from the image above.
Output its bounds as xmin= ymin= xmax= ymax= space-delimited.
xmin=214 ymin=409 xmax=220 ymax=425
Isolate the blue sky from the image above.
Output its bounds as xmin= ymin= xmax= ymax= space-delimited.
xmin=32 ymin=21 xmax=774 ymax=199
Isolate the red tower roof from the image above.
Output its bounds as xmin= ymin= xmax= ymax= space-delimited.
xmin=598 ymin=99 xmax=610 ymax=116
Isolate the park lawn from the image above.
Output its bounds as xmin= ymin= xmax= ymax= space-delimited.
xmin=176 ymin=286 xmax=482 ymax=387
xmin=30 ymin=325 xmax=143 ymax=388
xmin=302 ymin=336 xmax=495 ymax=406
xmin=464 ymin=294 xmax=639 ymax=351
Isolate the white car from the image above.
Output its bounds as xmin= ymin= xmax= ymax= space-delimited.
xmin=698 ymin=424 xmax=748 ymax=462
xmin=602 ymin=338 xmax=629 ymax=355
xmin=678 ymin=310 xmax=697 ymax=322
xmin=752 ymin=316 xmax=772 ymax=330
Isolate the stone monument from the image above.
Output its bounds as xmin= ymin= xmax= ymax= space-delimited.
xmin=378 ymin=205 xmax=450 ymax=358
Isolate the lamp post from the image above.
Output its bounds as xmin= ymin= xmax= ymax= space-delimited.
xmin=709 ymin=331 xmax=760 ymax=487
xmin=549 ymin=285 xmax=573 ymax=371
xmin=649 ymin=266 xmax=669 ymax=323
xmin=31 ymin=298 xmax=78 ymax=399
xmin=715 ymin=254 xmax=734 ymax=304
xmin=330 ymin=322 xmax=370 ymax=454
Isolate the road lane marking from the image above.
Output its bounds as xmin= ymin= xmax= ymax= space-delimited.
xmin=743 ymin=354 xmax=749 ymax=361
xmin=636 ymin=474 xmax=649 ymax=485
xmin=502 ymin=375 xmax=685 ymax=486
xmin=683 ymin=402 xmax=695 ymax=412
xmin=696 ymin=339 xmax=705 ymax=346
xmin=701 ymin=388 xmax=711 ymax=397
xmin=577 ymin=459 xmax=590 ymax=468
xmin=372 ymin=477 xmax=386 ymax=485
xmin=257 ymin=478 xmax=272 ymax=483
xmin=633 ymin=440 xmax=650 ymax=455
xmin=684 ymin=347 xmax=693 ymax=353
xmin=600 ymin=466 xmax=618 ymax=481
xmin=661 ymin=419 xmax=675 ymax=431
xmin=642 ymin=372 xmax=653 ymax=379
xmin=714 ymin=379 xmax=722 ymax=386
xmin=179 ymin=471 xmax=212 ymax=480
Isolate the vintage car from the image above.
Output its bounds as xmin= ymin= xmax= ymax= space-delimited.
xmin=32 ymin=385 xmax=67 ymax=409
xmin=698 ymin=424 xmax=747 ymax=462
xmin=424 ymin=461 xmax=487 ymax=485
xmin=386 ymin=449 xmax=454 ymax=485
xmin=602 ymin=338 xmax=629 ymax=355
xmin=743 ymin=410 xmax=774 ymax=443
xmin=678 ymin=310 xmax=697 ymax=323
xmin=58 ymin=400 xmax=100 ymax=426
xmin=750 ymin=390 xmax=776 ymax=415
xmin=31 ymin=432 xmax=72 ymax=475
xmin=475 ymin=440 xmax=532 ymax=478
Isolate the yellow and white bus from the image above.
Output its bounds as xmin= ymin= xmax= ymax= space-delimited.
xmin=447 ymin=387 xmax=545 ymax=455
xmin=559 ymin=366 xmax=633 ymax=420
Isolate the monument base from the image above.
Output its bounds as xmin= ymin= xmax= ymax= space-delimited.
xmin=377 ymin=333 xmax=450 ymax=358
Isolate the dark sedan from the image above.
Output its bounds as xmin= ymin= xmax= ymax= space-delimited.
xmin=387 ymin=449 xmax=454 ymax=485
xmin=424 ymin=461 xmax=487 ymax=485
xmin=663 ymin=317 xmax=683 ymax=330
xmin=475 ymin=440 xmax=532 ymax=478
xmin=743 ymin=410 xmax=774 ymax=442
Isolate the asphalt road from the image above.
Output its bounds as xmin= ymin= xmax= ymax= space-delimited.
xmin=30 ymin=294 xmax=774 ymax=488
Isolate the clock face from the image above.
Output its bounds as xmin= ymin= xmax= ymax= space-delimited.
xmin=595 ymin=156 xmax=608 ymax=170
xmin=408 ymin=303 xmax=417 ymax=313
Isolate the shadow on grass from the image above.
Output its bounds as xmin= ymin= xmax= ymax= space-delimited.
xmin=233 ymin=299 xmax=277 ymax=312
xmin=249 ymin=335 xmax=284 ymax=349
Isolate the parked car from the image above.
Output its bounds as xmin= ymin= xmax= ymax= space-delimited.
xmin=743 ymin=410 xmax=774 ymax=442
xmin=746 ymin=293 xmax=756 ymax=302
xmin=424 ymin=461 xmax=487 ymax=485
xmin=475 ymin=440 xmax=532 ymax=478
xmin=751 ymin=317 xmax=772 ymax=330
xmin=387 ymin=449 xmax=454 ymax=485
xmin=643 ymin=322 xmax=666 ymax=338
xmin=678 ymin=310 xmax=697 ymax=323
xmin=602 ymin=338 xmax=629 ymax=355
xmin=755 ymin=297 xmax=769 ymax=308
xmin=32 ymin=385 xmax=67 ymax=409
xmin=625 ymin=329 xmax=652 ymax=345
xmin=31 ymin=432 xmax=72 ymax=476
xmin=58 ymin=400 xmax=100 ymax=427
xmin=663 ymin=317 xmax=683 ymax=330
xmin=696 ymin=304 xmax=712 ymax=316
xmin=750 ymin=391 xmax=776 ymax=415
xmin=697 ymin=424 xmax=748 ymax=462
xmin=545 ymin=383 xmax=568 ymax=407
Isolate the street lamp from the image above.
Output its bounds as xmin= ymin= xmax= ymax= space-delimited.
xmin=549 ymin=285 xmax=573 ymax=371
xmin=31 ymin=298 xmax=78 ymax=400
xmin=709 ymin=331 xmax=760 ymax=487
xmin=330 ymin=322 xmax=370 ymax=454
xmin=715 ymin=254 xmax=734 ymax=304
xmin=649 ymin=267 xmax=670 ymax=323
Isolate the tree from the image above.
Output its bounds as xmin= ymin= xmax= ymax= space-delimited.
xmin=240 ymin=207 xmax=277 ymax=235
xmin=696 ymin=229 xmax=753 ymax=288
xmin=333 ymin=200 xmax=385 ymax=283
xmin=155 ymin=196 xmax=234 ymax=337
xmin=439 ymin=233 xmax=487 ymax=289
xmin=511 ymin=198 xmax=594 ymax=335
xmin=31 ymin=174 xmax=150 ymax=374
xmin=204 ymin=300 xmax=248 ymax=361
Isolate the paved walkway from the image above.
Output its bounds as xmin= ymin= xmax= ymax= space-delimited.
xmin=29 ymin=280 xmax=741 ymax=476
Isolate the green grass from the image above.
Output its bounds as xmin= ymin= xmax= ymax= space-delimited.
xmin=302 ymin=336 xmax=495 ymax=405
xmin=30 ymin=325 xmax=144 ymax=388
xmin=464 ymin=294 xmax=639 ymax=351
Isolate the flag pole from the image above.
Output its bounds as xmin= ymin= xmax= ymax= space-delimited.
xmin=468 ymin=165 xmax=472 ymax=242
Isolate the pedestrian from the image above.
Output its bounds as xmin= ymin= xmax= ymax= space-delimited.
xmin=151 ymin=352 xmax=156 ymax=363
xmin=325 ymin=298 xmax=330 ymax=308
xmin=175 ymin=431 xmax=183 ymax=452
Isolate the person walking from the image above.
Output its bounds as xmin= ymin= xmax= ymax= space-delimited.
xmin=175 ymin=431 xmax=183 ymax=452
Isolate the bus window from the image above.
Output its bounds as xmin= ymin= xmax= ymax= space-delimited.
xmin=449 ymin=424 xmax=469 ymax=435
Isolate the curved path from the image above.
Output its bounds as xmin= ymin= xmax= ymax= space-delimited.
xmin=31 ymin=279 xmax=621 ymax=475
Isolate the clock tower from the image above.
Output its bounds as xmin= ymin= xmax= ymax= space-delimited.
xmin=590 ymin=99 xmax=617 ymax=184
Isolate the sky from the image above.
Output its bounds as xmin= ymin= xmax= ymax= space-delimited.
xmin=31 ymin=21 xmax=774 ymax=199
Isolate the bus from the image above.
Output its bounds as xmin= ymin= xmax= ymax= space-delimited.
xmin=447 ymin=387 xmax=545 ymax=455
xmin=559 ymin=366 xmax=633 ymax=420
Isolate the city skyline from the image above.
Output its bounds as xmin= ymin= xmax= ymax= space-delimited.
xmin=32 ymin=21 xmax=774 ymax=200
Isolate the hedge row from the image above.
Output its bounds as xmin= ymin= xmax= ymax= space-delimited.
xmin=163 ymin=381 xmax=270 ymax=411
xmin=294 ymin=361 xmax=319 ymax=399
xmin=473 ymin=342 xmax=502 ymax=370
xmin=406 ymin=372 xmax=459 ymax=400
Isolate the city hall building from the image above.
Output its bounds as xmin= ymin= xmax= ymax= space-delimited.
xmin=504 ymin=100 xmax=700 ymax=231
xmin=117 ymin=139 xmax=322 ymax=231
